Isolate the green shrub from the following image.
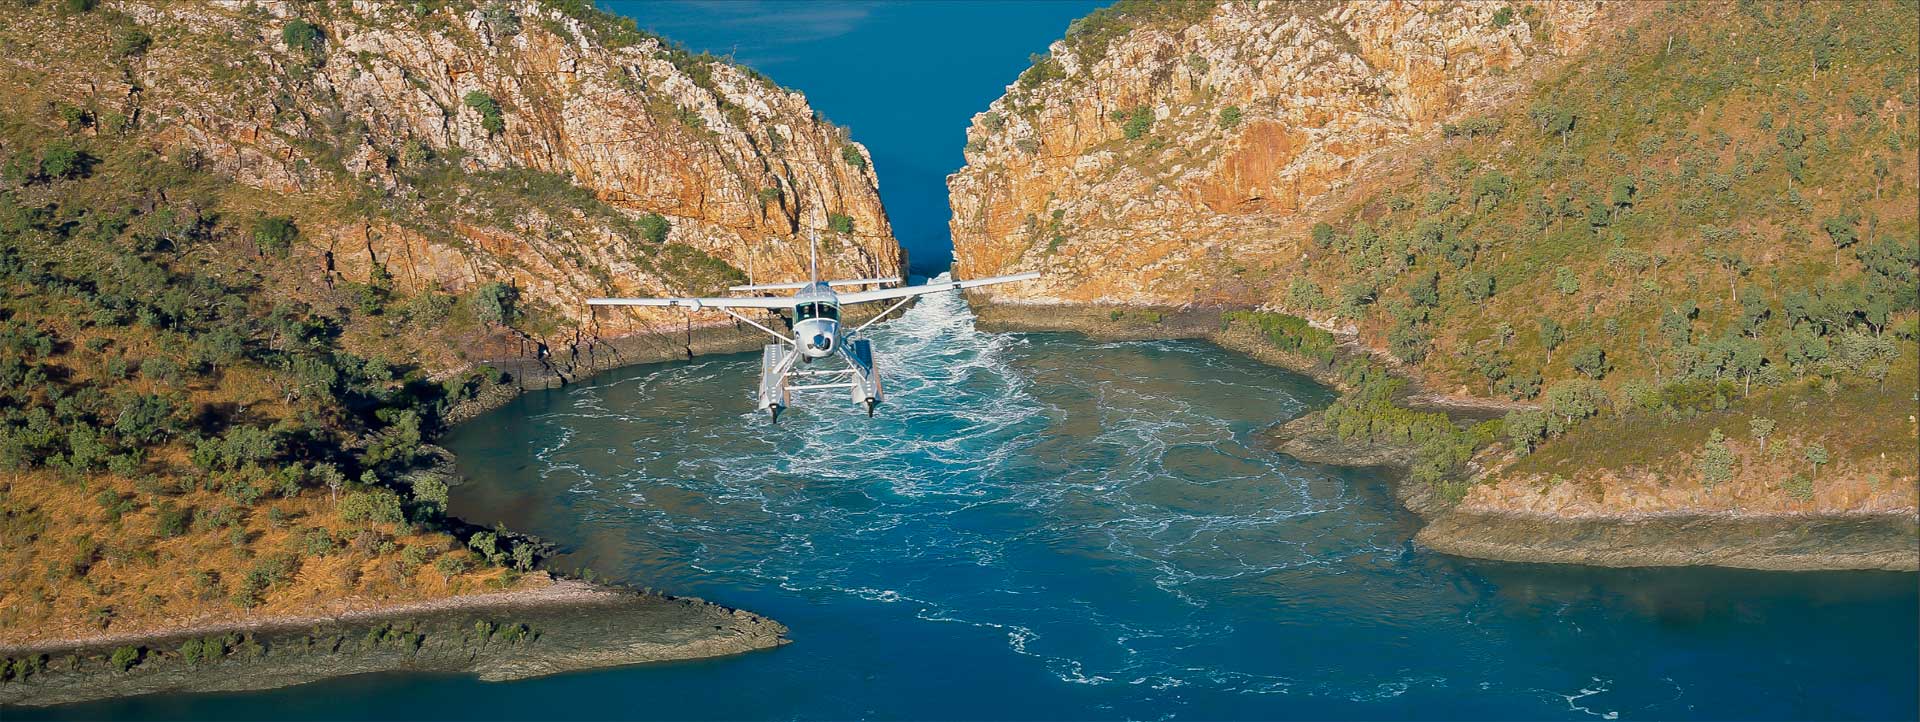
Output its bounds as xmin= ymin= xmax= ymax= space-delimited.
xmin=637 ymin=213 xmax=670 ymax=244
xmin=1504 ymin=410 xmax=1548 ymax=453
xmin=251 ymin=216 xmax=298 ymax=257
xmin=39 ymin=141 xmax=93 ymax=180
xmin=468 ymin=282 xmax=518 ymax=327
xmin=112 ymin=26 xmax=152 ymax=58
xmin=1782 ymin=472 xmax=1814 ymax=501
xmin=1569 ymin=345 xmax=1609 ymax=379
xmin=110 ymin=645 xmax=140 ymax=672
xmin=840 ymin=145 xmax=867 ymax=171
xmin=1223 ymin=311 xmax=1336 ymax=363
xmin=463 ymin=91 xmax=505 ymax=135
xmin=1017 ymin=53 xmax=1064 ymax=90
xmin=1120 ymin=107 xmax=1153 ymax=140
xmin=177 ymin=637 xmax=207 ymax=664
xmin=1696 ymin=429 xmax=1736 ymax=488
xmin=154 ymin=502 xmax=193 ymax=538
xmin=1803 ymin=443 xmax=1828 ymax=476
xmin=1542 ymin=379 xmax=1604 ymax=433
xmin=338 ymin=489 xmax=404 ymax=526
xmin=827 ymin=213 xmax=855 ymax=235
xmin=1310 ymin=222 xmax=1335 ymax=249
xmin=282 ymin=20 xmax=322 ymax=55
xmin=1552 ymin=266 xmax=1580 ymax=295
xmin=435 ymin=554 xmax=473 ymax=579
xmin=1216 ymin=105 xmax=1242 ymax=130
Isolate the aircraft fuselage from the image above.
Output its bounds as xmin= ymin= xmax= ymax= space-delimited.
xmin=791 ymin=283 xmax=843 ymax=360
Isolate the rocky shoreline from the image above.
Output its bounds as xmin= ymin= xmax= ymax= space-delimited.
xmin=0 ymin=579 xmax=787 ymax=708
xmin=972 ymin=300 xmax=1920 ymax=573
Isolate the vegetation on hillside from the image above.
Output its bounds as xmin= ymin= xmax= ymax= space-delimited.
xmin=1275 ymin=1 xmax=1917 ymax=504
xmin=0 ymin=125 xmax=544 ymax=640
xmin=0 ymin=0 xmax=790 ymax=643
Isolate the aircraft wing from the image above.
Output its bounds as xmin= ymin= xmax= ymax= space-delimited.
xmin=728 ymin=276 xmax=901 ymax=292
xmin=587 ymin=296 xmax=793 ymax=310
xmin=836 ymin=271 xmax=1041 ymax=305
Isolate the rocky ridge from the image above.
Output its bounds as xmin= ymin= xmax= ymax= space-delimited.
xmin=10 ymin=0 xmax=902 ymax=344
xmin=950 ymin=0 xmax=1616 ymax=306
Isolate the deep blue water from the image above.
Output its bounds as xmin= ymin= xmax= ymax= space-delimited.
xmin=27 ymin=289 xmax=1918 ymax=721
xmin=606 ymin=0 xmax=1103 ymax=273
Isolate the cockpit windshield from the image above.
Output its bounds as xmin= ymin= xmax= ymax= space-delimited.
xmin=796 ymin=302 xmax=840 ymax=322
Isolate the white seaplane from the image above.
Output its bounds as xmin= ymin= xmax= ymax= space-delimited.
xmin=588 ymin=234 xmax=1037 ymax=420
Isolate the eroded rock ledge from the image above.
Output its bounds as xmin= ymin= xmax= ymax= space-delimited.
xmin=0 ymin=580 xmax=787 ymax=708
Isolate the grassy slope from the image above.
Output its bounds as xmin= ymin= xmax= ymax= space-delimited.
xmin=1266 ymin=1 xmax=1918 ymax=509
xmin=0 ymin=0 xmax=773 ymax=647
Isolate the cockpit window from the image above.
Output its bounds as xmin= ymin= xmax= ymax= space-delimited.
xmin=796 ymin=302 xmax=840 ymax=321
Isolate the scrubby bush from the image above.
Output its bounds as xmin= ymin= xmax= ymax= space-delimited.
xmin=1223 ymin=311 xmax=1336 ymax=363
xmin=468 ymin=282 xmax=518 ymax=327
xmin=338 ymin=489 xmax=405 ymax=526
xmin=1118 ymin=107 xmax=1152 ymax=140
xmin=154 ymin=502 xmax=193 ymax=538
xmin=251 ymin=216 xmax=298 ymax=257
xmin=282 ymin=20 xmax=322 ymax=55
xmin=463 ymin=91 xmax=505 ymax=135
xmin=1310 ymin=222 xmax=1335 ymax=249
xmin=1696 ymin=429 xmax=1736 ymax=488
xmin=840 ymin=144 xmax=867 ymax=171
xmin=637 ymin=213 xmax=670 ymax=244
xmin=1217 ymin=105 xmax=1242 ymax=130
xmin=39 ymin=141 xmax=94 ymax=180
xmin=110 ymin=645 xmax=140 ymax=672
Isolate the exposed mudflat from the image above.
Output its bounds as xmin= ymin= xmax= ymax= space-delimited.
xmin=0 ymin=581 xmax=787 ymax=708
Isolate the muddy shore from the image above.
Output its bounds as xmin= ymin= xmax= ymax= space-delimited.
xmin=972 ymin=300 xmax=1920 ymax=573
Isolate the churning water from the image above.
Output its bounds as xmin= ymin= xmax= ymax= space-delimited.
xmin=30 ymin=287 xmax=1917 ymax=720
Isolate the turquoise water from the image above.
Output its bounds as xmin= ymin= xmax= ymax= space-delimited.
xmin=29 ymin=290 xmax=1917 ymax=720
xmin=610 ymin=0 xmax=1104 ymax=273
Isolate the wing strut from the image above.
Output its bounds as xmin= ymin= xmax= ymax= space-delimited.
xmin=721 ymin=307 xmax=793 ymax=345
xmin=855 ymin=294 xmax=917 ymax=333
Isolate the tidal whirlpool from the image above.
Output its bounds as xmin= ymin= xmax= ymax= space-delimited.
xmin=46 ymin=289 xmax=1917 ymax=720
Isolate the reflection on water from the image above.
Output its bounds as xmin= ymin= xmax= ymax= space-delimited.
xmin=26 ymin=287 xmax=1918 ymax=721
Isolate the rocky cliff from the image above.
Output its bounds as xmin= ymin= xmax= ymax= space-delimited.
xmin=8 ymin=0 xmax=901 ymax=353
xmin=949 ymin=0 xmax=1617 ymax=305
xmin=950 ymin=0 xmax=1919 ymax=560
xmin=0 ymin=0 xmax=889 ymax=646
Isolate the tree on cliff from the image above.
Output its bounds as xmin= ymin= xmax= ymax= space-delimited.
xmin=469 ymin=282 xmax=519 ymax=327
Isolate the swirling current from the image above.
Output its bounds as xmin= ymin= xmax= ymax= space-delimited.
xmin=35 ymin=285 xmax=1918 ymax=720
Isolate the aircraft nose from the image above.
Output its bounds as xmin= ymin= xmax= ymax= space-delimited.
xmin=812 ymin=333 xmax=831 ymax=350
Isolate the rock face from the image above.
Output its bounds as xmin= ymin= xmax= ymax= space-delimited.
xmin=12 ymin=0 xmax=901 ymax=338
xmin=948 ymin=0 xmax=1612 ymax=305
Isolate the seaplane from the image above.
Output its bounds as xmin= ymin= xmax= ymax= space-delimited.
xmin=588 ymin=233 xmax=1038 ymax=420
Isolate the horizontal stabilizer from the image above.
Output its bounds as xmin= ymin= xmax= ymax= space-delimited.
xmin=727 ymin=277 xmax=901 ymax=292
